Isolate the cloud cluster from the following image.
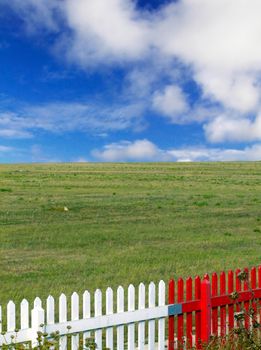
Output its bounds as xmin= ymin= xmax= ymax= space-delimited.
xmin=205 ymin=113 xmax=261 ymax=143
xmin=0 ymin=101 xmax=145 ymax=138
xmin=152 ymin=85 xmax=188 ymax=122
xmin=92 ymin=139 xmax=160 ymax=161
xmin=92 ymin=139 xmax=261 ymax=162
xmin=3 ymin=0 xmax=261 ymax=145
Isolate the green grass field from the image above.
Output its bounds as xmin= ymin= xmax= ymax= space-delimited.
xmin=0 ymin=162 xmax=260 ymax=305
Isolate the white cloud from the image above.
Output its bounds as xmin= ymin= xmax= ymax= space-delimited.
xmin=92 ymin=139 xmax=261 ymax=162
xmin=152 ymin=85 xmax=188 ymax=122
xmin=155 ymin=0 xmax=261 ymax=113
xmin=0 ymin=101 xmax=145 ymax=138
xmin=0 ymin=129 xmax=33 ymax=139
xmin=171 ymin=144 xmax=261 ymax=162
xmin=205 ymin=113 xmax=261 ymax=143
xmin=92 ymin=139 xmax=164 ymax=162
xmin=63 ymin=0 xmax=151 ymax=66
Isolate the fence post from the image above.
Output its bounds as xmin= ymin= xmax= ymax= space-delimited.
xmin=31 ymin=305 xmax=45 ymax=347
xmin=200 ymin=279 xmax=211 ymax=345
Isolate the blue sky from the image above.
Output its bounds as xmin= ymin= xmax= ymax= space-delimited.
xmin=0 ymin=0 xmax=261 ymax=162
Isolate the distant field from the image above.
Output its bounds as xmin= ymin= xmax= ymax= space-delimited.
xmin=0 ymin=162 xmax=260 ymax=305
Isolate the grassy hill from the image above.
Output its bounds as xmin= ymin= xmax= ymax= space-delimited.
xmin=0 ymin=162 xmax=260 ymax=304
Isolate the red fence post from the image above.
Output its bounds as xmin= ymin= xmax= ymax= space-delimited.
xmin=201 ymin=278 xmax=211 ymax=345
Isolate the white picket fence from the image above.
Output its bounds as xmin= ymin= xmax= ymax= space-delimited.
xmin=0 ymin=281 xmax=168 ymax=350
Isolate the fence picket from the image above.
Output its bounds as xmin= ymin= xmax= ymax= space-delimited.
xmin=31 ymin=304 xmax=45 ymax=347
xmin=71 ymin=292 xmax=79 ymax=350
xmin=195 ymin=276 xmax=201 ymax=349
xmin=59 ymin=294 xmax=67 ymax=350
xmin=94 ymin=290 xmax=102 ymax=350
xmin=220 ymin=272 xmax=226 ymax=336
xmin=158 ymin=280 xmax=165 ymax=350
xmin=251 ymin=267 xmax=257 ymax=326
xmin=47 ymin=296 xmax=55 ymax=325
xmin=117 ymin=286 xmax=124 ymax=350
xmin=128 ymin=285 xmax=135 ymax=350
xmin=243 ymin=268 xmax=250 ymax=329
xmin=257 ymin=265 xmax=261 ymax=326
xmin=138 ymin=283 xmax=145 ymax=350
xmin=186 ymin=277 xmax=192 ymax=348
xmin=83 ymin=290 xmax=91 ymax=345
xmin=211 ymin=273 xmax=218 ymax=336
xmin=106 ymin=288 xmax=113 ymax=350
xmin=177 ymin=278 xmax=184 ymax=350
xmin=235 ymin=268 xmax=243 ymax=330
xmin=34 ymin=297 xmax=42 ymax=308
xmin=7 ymin=301 xmax=15 ymax=332
xmin=228 ymin=271 xmax=234 ymax=331
xmin=20 ymin=299 xmax=29 ymax=330
xmin=148 ymin=282 xmax=156 ymax=350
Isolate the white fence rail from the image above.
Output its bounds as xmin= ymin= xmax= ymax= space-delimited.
xmin=0 ymin=281 xmax=167 ymax=350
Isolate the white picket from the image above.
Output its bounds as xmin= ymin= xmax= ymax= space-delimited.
xmin=106 ymin=288 xmax=113 ymax=350
xmin=7 ymin=301 xmax=16 ymax=332
xmin=47 ymin=296 xmax=55 ymax=325
xmin=128 ymin=285 xmax=135 ymax=350
xmin=117 ymin=286 xmax=124 ymax=350
xmin=59 ymin=294 xmax=67 ymax=350
xmin=148 ymin=282 xmax=156 ymax=350
xmin=83 ymin=290 xmax=91 ymax=346
xmin=31 ymin=305 xmax=45 ymax=347
xmin=20 ymin=299 xmax=29 ymax=329
xmin=138 ymin=283 xmax=145 ymax=350
xmin=94 ymin=289 xmax=102 ymax=350
xmin=158 ymin=281 xmax=166 ymax=350
xmin=34 ymin=297 xmax=42 ymax=308
xmin=71 ymin=292 xmax=79 ymax=350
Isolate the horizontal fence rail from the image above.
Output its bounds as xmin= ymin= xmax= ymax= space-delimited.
xmin=0 ymin=266 xmax=261 ymax=350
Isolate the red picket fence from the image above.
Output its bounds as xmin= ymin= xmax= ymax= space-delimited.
xmin=168 ymin=266 xmax=261 ymax=349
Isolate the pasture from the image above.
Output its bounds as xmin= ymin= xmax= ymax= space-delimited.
xmin=0 ymin=162 xmax=260 ymax=304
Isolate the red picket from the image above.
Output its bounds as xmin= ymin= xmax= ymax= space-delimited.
xmin=201 ymin=279 xmax=211 ymax=344
xmin=204 ymin=273 xmax=209 ymax=281
xmin=251 ymin=267 xmax=257 ymax=325
xmin=235 ymin=268 xmax=242 ymax=326
xmin=220 ymin=271 xmax=226 ymax=336
xmin=168 ymin=279 xmax=175 ymax=350
xmin=211 ymin=272 xmax=218 ymax=335
xmin=258 ymin=266 xmax=261 ymax=330
xmin=195 ymin=276 xmax=201 ymax=349
xmin=228 ymin=270 xmax=234 ymax=331
xmin=243 ymin=268 xmax=250 ymax=330
xmin=177 ymin=278 xmax=184 ymax=349
xmin=186 ymin=277 xmax=193 ymax=348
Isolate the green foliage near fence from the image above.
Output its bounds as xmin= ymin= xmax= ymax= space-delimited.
xmin=0 ymin=162 xmax=260 ymax=304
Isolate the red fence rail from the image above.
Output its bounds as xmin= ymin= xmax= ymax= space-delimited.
xmin=168 ymin=265 xmax=261 ymax=349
